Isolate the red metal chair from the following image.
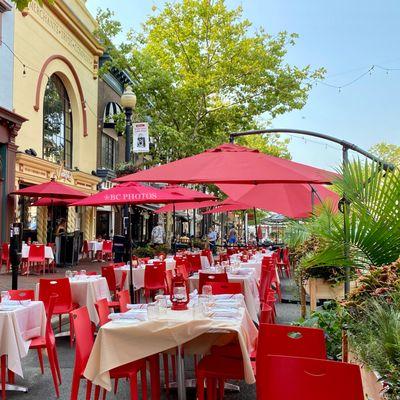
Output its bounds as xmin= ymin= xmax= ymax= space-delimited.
xmin=261 ymin=256 xmax=281 ymax=302
xmin=144 ymin=263 xmax=166 ymax=302
xmin=1 ymin=243 xmax=10 ymax=273
xmin=101 ymin=265 xmax=117 ymax=296
xmin=8 ymin=289 xmax=35 ymax=301
xmin=277 ymin=247 xmax=291 ymax=278
xmin=29 ymin=294 xmax=61 ymax=397
xmin=101 ymin=240 xmax=113 ymax=261
xmin=187 ymin=254 xmax=202 ymax=273
xmin=95 ymin=298 xmax=111 ymax=327
xmin=38 ymin=278 xmax=78 ymax=347
xmin=118 ymin=290 xmax=130 ymax=313
xmin=70 ymin=306 xmax=147 ymax=400
xmin=198 ymin=272 xmax=228 ymax=294
xmin=208 ymin=282 xmax=242 ymax=295
xmin=258 ymin=355 xmax=364 ymax=400
xmin=26 ymin=244 xmax=46 ymax=274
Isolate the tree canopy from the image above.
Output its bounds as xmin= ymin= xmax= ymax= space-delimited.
xmin=97 ymin=0 xmax=325 ymax=164
xmin=370 ymin=142 xmax=400 ymax=166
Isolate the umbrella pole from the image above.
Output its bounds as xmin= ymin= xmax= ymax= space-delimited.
xmin=193 ymin=209 xmax=196 ymax=238
xmin=253 ymin=207 xmax=259 ymax=247
xmin=51 ymin=199 xmax=54 ymax=244
xmin=173 ymin=204 xmax=176 ymax=254
xmin=128 ymin=204 xmax=135 ymax=303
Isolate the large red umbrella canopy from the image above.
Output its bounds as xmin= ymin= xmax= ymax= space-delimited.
xmin=160 ymin=185 xmax=215 ymax=201
xmin=32 ymin=197 xmax=79 ymax=207
xmin=218 ymin=183 xmax=339 ymax=218
xmin=12 ymin=179 xmax=87 ymax=199
xmin=202 ymin=198 xmax=250 ymax=214
xmin=156 ymin=200 xmax=219 ymax=213
xmin=71 ymin=182 xmax=189 ymax=207
xmin=115 ymin=143 xmax=335 ymax=184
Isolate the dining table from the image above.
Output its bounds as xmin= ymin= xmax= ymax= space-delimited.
xmin=84 ymin=295 xmax=258 ymax=400
xmin=0 ymin=300 xmax=46 ymax=393
xmin=35 ymin=276 xmax=111 ymax=325
xmin=21 ymin=244 xmax=54 ymax=262
xmin=188 ymin=269 xmax=260 ymax=321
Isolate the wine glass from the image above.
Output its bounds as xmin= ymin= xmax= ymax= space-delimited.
xmin=202 ymin=284 xmax=212 ymax=298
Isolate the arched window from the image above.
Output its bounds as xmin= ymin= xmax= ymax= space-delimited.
xmin=43 ymin=75 xmax=73 ymax=168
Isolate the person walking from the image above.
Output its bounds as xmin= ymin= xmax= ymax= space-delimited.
xmin=228 ymin=226 xmax=237 ymax=246
xmin=207 ymin=226 xmax=217 ymax=254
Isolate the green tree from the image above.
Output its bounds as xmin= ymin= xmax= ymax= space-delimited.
xmin=370 ymin=142 xmax=400 ymax=166
xmin=11 ymin=0 xmax=49 ymax=11
xmin=96 ymin=1 xmax=325 ymax=164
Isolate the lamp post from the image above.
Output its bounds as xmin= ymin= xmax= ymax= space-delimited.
xmin=121 ymin=86 xmax=137 ymax=302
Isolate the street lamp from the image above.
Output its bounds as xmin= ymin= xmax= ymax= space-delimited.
xmin=121 ymin=85 xmax=137 ymax=302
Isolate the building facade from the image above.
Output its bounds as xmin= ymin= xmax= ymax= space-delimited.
xmin=0 ymin=0 xmax=27 ymax=242
xmin=12 ymin=0 xmax=103 ymax=243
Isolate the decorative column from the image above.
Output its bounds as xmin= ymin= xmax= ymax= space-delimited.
xmin=67 ymin=207 xmax=76 ymax=233
xmin=37 ymin=206 xmax=47 ymax=243
xmin=83 ymin=207 xmax=91 ymax=241
xmin=165 ymin=212 xmax=172 ymax=248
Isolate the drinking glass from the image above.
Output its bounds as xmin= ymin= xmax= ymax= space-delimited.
xmin=155 ymin=295 xmax=168 ymax=315
xmin=202 ymin=284 xmax=212 ymax=297
xmin=147 ymin=303 xmax=160 ymax=320
xmin=1 ymin=291 xmax=10 ymax=303
xmin=80 ymin=269 xmax=87 ymax=276
xmin=65 ymin=270 xmax=72 ymax=278
xmin=72 ymin=271 xmax=78 ymax=278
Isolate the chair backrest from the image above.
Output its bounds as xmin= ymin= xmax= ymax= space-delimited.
xmin=70 ymin=307 xmax=95 ymax=377
xmin=187 ymin=254 xmax=202 ymax=273
xmin=8 ymin=289 xmax=35 ymax=301
xmin=198 ymin=272 xmax=228 ymax=293
xmin=29 ymin=244 xmax=45 ymax=260
xmin=86 ymin=271 xmax=98 ymax=276
xmin=38 ymin=278 xmax=73 ymax=312
xmin=1 ymin=243 xmax=9 ymax=259
xmin=219 ymin=253 xmax=229 ymax=263
xmin=258 ymin=355 xmax=364 ymax=400
xmin=44 ymin=294 xmax=58 ymax=347
xmin=101 ymin=265 xmax=117 ymax=292
xmin=260 ymin=304 xmax=274 ymax=324
xmin=82 ymin=240 xmax=89 ymax=253
xmin=102 ymin=240 xmax=113 ymax=253
xmin=208 ymin=282 xmax=242 ymax=295
xmin=119 ymin=270 xmax=127 ymax=290
xmin=165 ymin=269 xmax=173 ymax=294
xmin=144 ymin=263 xmax=167 ymax=291
xmin=259 ymin=267 xmax=275 ymax=303
xmin=201 ymin=249 xmax=213 ymax=265
xmin=118 ymin=290 xmax=130 ymax=313
xmin=95 ymin=298 xmax=111 ymax=326
xmin=257 ymin=323 xmax=327 ymax=360
xmin=176 ymin=262 xmax=189 ymax=280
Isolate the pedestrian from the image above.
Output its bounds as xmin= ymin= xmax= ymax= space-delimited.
xmin=207 ymin=226 xmax=217 ymax=254
xmin=228 ymin=226 xmax=237 ymax=246
xmin=55 ymin=218 xmax=66 ymax=265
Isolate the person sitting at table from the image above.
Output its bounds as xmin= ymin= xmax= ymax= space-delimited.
xmin=55 ymin=218 xmax=66 ymax=266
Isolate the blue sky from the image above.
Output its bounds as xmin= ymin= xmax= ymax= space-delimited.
xmin=87 ymin=0 xmax=400 ymax=170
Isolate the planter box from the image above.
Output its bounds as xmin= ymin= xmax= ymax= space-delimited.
xmin=304 ymin=278 xmax=356 ymax=311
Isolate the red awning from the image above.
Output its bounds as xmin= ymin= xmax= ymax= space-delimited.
xmin=115 ymin=143 xmax=336 ymax=185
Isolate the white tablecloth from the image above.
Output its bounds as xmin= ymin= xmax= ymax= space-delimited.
xmin=84 ymin=305 xmax=258 ymax=391
xmin=21 ymin=244 xmax=54 ymax=261
xmin=88 ymin=241 xmax=103 ymax=253
xmin=189 ymin=270 xmax=260 ymax=321
xmin=0 ymin=301 xmax=46 ymax=377
xmin=35 ymin=277 xmax=111 ymax=325
xmin=200 ymin=256 xmax=211 ymax=269
xmin=115 ymin=260 xmax=176 ymax=291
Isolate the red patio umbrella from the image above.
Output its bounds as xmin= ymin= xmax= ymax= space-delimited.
xmin=156 ymin=200 xmax=219 ymax=213
xmin=72 ymin=182 xmax=195 ymax=302
xmin=11 ymin=179 xmax=87 ymax=199
xmin=202 ymin=198 xmax=250 ymax=214
xmin=32 ymin=197 xmax=79 ymax=207
xmin=115 ymin=143 xmax=335 ymax=184
xmin=218 ymin=183 xmax=339 ymax=219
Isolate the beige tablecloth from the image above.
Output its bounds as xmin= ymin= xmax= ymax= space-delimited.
xmin=36 ymin=277 xmax=111 ymax=325
xmin=115 ymin=260 xmax=176 ymax=291
xmin=84 ymin=307 xmax=257 ymax=391
xmin=21 ymin=244 xmax=54 ymax=261
xmin=0 ymin=301 xmax=46 ymax=377
xmin=188 ymin=271 xmax=260 ymax=321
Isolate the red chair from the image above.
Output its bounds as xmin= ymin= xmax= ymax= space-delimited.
xmin=101 ymin=240 xmax=113 ymax=261
xmin=256 ymin=323 xmax=327 ymax=400
xmin=187 ymin=254 xmax=202 ymax=273
xmin=27 ymin=244 xmax=46 ymax=274
xmin=208 ymin=282 xmax=242 ymax=295
xmin=81 ymin=240 xmax=91 ymax=259
xmin=201 ymin=250 xmax=213 ymax=266
xmin=259 ymin=304 xmax=274 ymax=324
xmin=1 ymin=243 xmax=10 ymax=273
xmin=119 ymin=270 xmax=128 ymax=291
xmin=101 ymin=265 xmax=117 ymax=296
xmin=144 ymin=263 xmax=166 ymax=302
xmin=219 ymin=253 xmax=229 ymax=264
xmin=198 ymin=272 xmax=228 ymax=294
xmin=277 ymin=247 xmax=291 ymax=278
xmin=165 ymin=269 xmax=173 ymax=295
xmin=118 ymin=290 xmax=130 ymax=313
xmin=261 ymin=257 xmax=281 ymax=302
xmin=70 ymin=306 xmax=147 ymax=400
xmin=95 ymin=298 xmax=111 ymax=327
xmin=85 ymin=271 xmax=98 ymax=276
xmin=175 ymin=261 xmax=189 ymax=280
xmin=38 ymin=278 xmax=78 ymax=346
xmin=258 ymin=355 xmax=364 ymax=400
xmin=8 ymin=289 xmax=35 ymax=301
xmin=29 ymin=294 xmax=61 ymax=397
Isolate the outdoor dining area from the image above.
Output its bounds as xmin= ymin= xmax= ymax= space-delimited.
xmin=0 ymin=141 xmax=389 ymax=400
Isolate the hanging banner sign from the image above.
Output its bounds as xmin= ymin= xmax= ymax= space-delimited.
xmin=132 ymin=122 xmax=149 ymax=153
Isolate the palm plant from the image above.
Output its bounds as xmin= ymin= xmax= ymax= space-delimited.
xmin=302 ymin=160 xmax=400 ymax=275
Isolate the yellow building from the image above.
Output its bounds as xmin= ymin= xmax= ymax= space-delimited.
xmin=12 ymin=0 xmax=103 ymax=243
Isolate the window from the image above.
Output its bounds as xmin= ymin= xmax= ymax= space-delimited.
xmin=43 ymin=75 xmax=73 ymax=168
xmin=101 ymin=133 xmax=116 ymax=170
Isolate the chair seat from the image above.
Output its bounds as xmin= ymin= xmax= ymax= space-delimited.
xmin=107 ymin=301 xmax=119 ymax=308
xmin=53 ymin=303 xmax=79 ymax=315
xmin=197 ymin=355 xmax=244 ymax=380
xmin=110 ymin=359 xmax=146 ymax=378
xmin=29 ymin=336 xmax=46 ymax=348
